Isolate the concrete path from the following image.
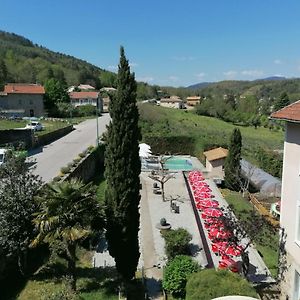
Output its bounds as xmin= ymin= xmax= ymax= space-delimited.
xmin=27 ymin=114 xmax=110 ymax=183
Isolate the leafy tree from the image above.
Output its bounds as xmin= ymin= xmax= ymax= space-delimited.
xmin=224 ymin=128 xmax=242 ymax=190
xmin=0 ymin=151 xmax=41 ymax=275
xmin=105 ymin=46 xmax=141 ymax=281
xmin=185 ymin=269 xmax=257 ymax=300
xmin=0 ymin=59 xmax=8 ymax=90
xmin=162 ymin=255 xmax=199 ymax=298
xmin=31 ymin=179 xmax=103 ymax=291
xmin=274 ymin=92 xmax=290 ymax=111
xmin=44 ymin=78 xmax=70 ymax=116
xmin=161 ymin=228 xmax=192 ymax=259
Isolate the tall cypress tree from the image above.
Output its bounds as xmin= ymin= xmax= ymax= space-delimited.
xmin=224 ymin=128 xmax=242 ymax=190
xmin=105 ymin=46 xmax=141 ymax=280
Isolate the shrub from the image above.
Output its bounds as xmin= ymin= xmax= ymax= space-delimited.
xmin=52 ymin=176 xmax=61 ymax=182
xmin=75 ymin=105 xmax=97 ymax=117
xmin=73 ymin=157 xmax=81 ymax=163
xmin=78 ymin=152 xmax=86 ymax=158
xmin=185 ymin=269 xmax=257 ymax=300
xmin=162 ymin=255 xmax=198 ymax=298
xmin=60 ymin=166 xmax=70 ymax=174
xmin=88 ymin=145 xmax=95 ymax=152
xmin=162 ymin=228 xmax=192 ymax=259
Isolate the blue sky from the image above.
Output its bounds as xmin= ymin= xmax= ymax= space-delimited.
xmin=1 ymin=0 xmax=300 ymax=87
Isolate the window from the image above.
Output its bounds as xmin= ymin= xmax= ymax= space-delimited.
xmin=19 ymin=99 xmax=22 ymax=105
xmin=294 ymin=271 xmax=300 ymax=300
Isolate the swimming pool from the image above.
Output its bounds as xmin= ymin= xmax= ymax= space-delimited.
xmin=164 ymin=157 xmax=193 ymax=171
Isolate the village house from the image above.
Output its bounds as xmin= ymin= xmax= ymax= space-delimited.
xmin=102 ymin=97 xmax=110 ymax=113
xmin=203 ymin=147 xmax=228 ymax=180
xmin=271 ymin=101 xmax=300 ymax=300
xmin=186 ymin=96 xmax=201 ymax=106
xmin=0 ymin=83 xmax=45 ymax=117
xmin=69 ymin=91 xmax=103 ymax=112
xmin=160 ymin=95 xmax=184 ymax=109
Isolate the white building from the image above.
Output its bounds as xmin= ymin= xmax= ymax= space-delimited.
xmin=69 ymin=91 xmax=103 ymax=112
xmin=271 ymin=100 xmax=300 ymax=300
xmin=160 ymin=96 xmax=184 ymax=109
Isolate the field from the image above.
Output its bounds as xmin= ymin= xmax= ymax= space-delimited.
xmin=0 ymin=118 xmax=69 ymax=133
xmin=139 ymin=104 xmax=284 ymax=165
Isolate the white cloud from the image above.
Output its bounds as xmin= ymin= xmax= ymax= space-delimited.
xmin=274 ymin=59 xmax=283 ymax=65
xmin=136 ymin=76 xmax=154 ymax=83
xmin=107 ymin=65 xmax=118 ymax=71
xmin=195 ymin=72 xmax=206 ymax=80
xmin=171 ymin=56 xmax=195 ymax=61
xmin=241 ymin=69 xmax=264 ymax=77
xmin=223 ymin=70 xmax=238 ymax=78
xmin=168 ymin=76 xmax=179 ymax=82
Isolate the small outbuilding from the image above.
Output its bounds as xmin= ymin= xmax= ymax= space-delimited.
xmin=203 ymin=147 xmax=228 ymax=180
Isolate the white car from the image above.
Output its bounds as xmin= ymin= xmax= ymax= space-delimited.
xmin=0 ymin=149 xmax=7 ymax=166
xmin=25 ymin=121 xmax=43 ymax=131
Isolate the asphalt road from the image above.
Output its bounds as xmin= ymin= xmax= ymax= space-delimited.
xmin=28 ymin=114 xmax=111 ymax=183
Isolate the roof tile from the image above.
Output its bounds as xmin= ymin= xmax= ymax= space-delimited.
xmin=270 ymin=100 xmax=300 ymax=122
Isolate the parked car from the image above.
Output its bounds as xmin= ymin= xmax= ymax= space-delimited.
xmin=0 ymin=149 xmax=7 ymax=166
xmin=25 ymin=121 xmax=43 ymax=131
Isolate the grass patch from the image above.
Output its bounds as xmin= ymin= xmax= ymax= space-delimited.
xmin=0 ymin=119 xmax=27 ymax=129
xmin=17 ymin=248 xmax=120 ymax=300
xmin=222 ymin=189 xmax=279 ymax=277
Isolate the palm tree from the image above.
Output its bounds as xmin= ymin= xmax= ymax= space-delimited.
xmin=31 ymin=179 xmax=104 ymax=291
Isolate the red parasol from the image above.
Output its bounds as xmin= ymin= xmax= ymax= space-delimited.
xmin=202 ymin=207 xmax=223 ymax=218
xmin=194 ymin=192 xmax=213 ymax=199
xmin=208 ymin=228 xmax=231 ymax=240
xmin=223 ymin=245 xmax=243 ymax=257
xmin=218 ymin=256 xmax=238 ymax=273
xmin=196 ymin=199 xmax=219 ymax=208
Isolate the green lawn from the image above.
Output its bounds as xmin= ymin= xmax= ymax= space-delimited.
xmin=139 ymin=104 xmax=284 ymax=165
xmin=16 ymin=248 xmax=120 ymax=300
xmin=222 ymin=189 xmax=279 ymax=277
xmin=0 ymin=119 xmax=27 ymax=129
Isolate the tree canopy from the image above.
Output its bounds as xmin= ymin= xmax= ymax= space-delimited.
xmin=104 ymin=46 xmax=141 ymax=281
xmin=224 ymin=128 xmax=242 ymax=190
xmin=0 ymin=151 xmax=41 ymax=275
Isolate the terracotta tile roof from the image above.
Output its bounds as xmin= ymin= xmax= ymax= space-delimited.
xmin=270 ymin=100 xmax=300 ymax=122
xmin=4 ymin=83 xmax=45 ymax=94
xmin=203 ymin=147 xmax=228 ymax=161
xmin=69 ymin=91 xmax=99 ymax=99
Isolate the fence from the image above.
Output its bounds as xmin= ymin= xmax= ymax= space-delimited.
xmin=249 ymin=194 xmax=280 ymax=227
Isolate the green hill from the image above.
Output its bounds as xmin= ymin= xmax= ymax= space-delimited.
xmin=0 ymin=30 xmax=115 ymax=88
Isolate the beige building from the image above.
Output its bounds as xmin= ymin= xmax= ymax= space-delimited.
xmin=0 ymin=83 xmax=45 ymax=117
xmin=203 ymin=147 xmax=228 ymax=179
xmin=186 ymin=96 xmax=201 ymax=106
xmin=102 ymin=97 xmax=110 ymax=113
xmin=271 ymin=101 xmax=300 ymax=300
xmin=160 ymin=96 xmax=184 ymax=109
xmin=69 ymin=91 xmax=103 ymax=112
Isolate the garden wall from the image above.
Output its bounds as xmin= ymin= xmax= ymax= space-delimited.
xmin=65 ymin=144 xmax=105 ymax=183
xmin=0 ymin=129 xmax=33 ymax=148
xmin=33 ymin=125 xmax=73 ymax=148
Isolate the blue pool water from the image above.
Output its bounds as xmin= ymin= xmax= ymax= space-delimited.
xmin=164 ymin=157 xmax=193 ymax=171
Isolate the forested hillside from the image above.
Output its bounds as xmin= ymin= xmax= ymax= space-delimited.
xmin=0 ymin=30 xmax=118 ymax=88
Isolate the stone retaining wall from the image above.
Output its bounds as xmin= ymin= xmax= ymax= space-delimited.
xmin=64 ymin=144 xmax=105 ymax=183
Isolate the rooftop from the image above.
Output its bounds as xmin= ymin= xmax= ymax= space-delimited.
xmin=186 ymin=96 xmax=201 ymax=100
xmin=69 ymin=91 xmax=99 ymax=99
xmin=4 ymin=83 xmax=45 ymax=94
xmin=270 ymin=100 xmax=300 ymax=122
xmin=203 ymin=147 xmax=228 ymax=161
